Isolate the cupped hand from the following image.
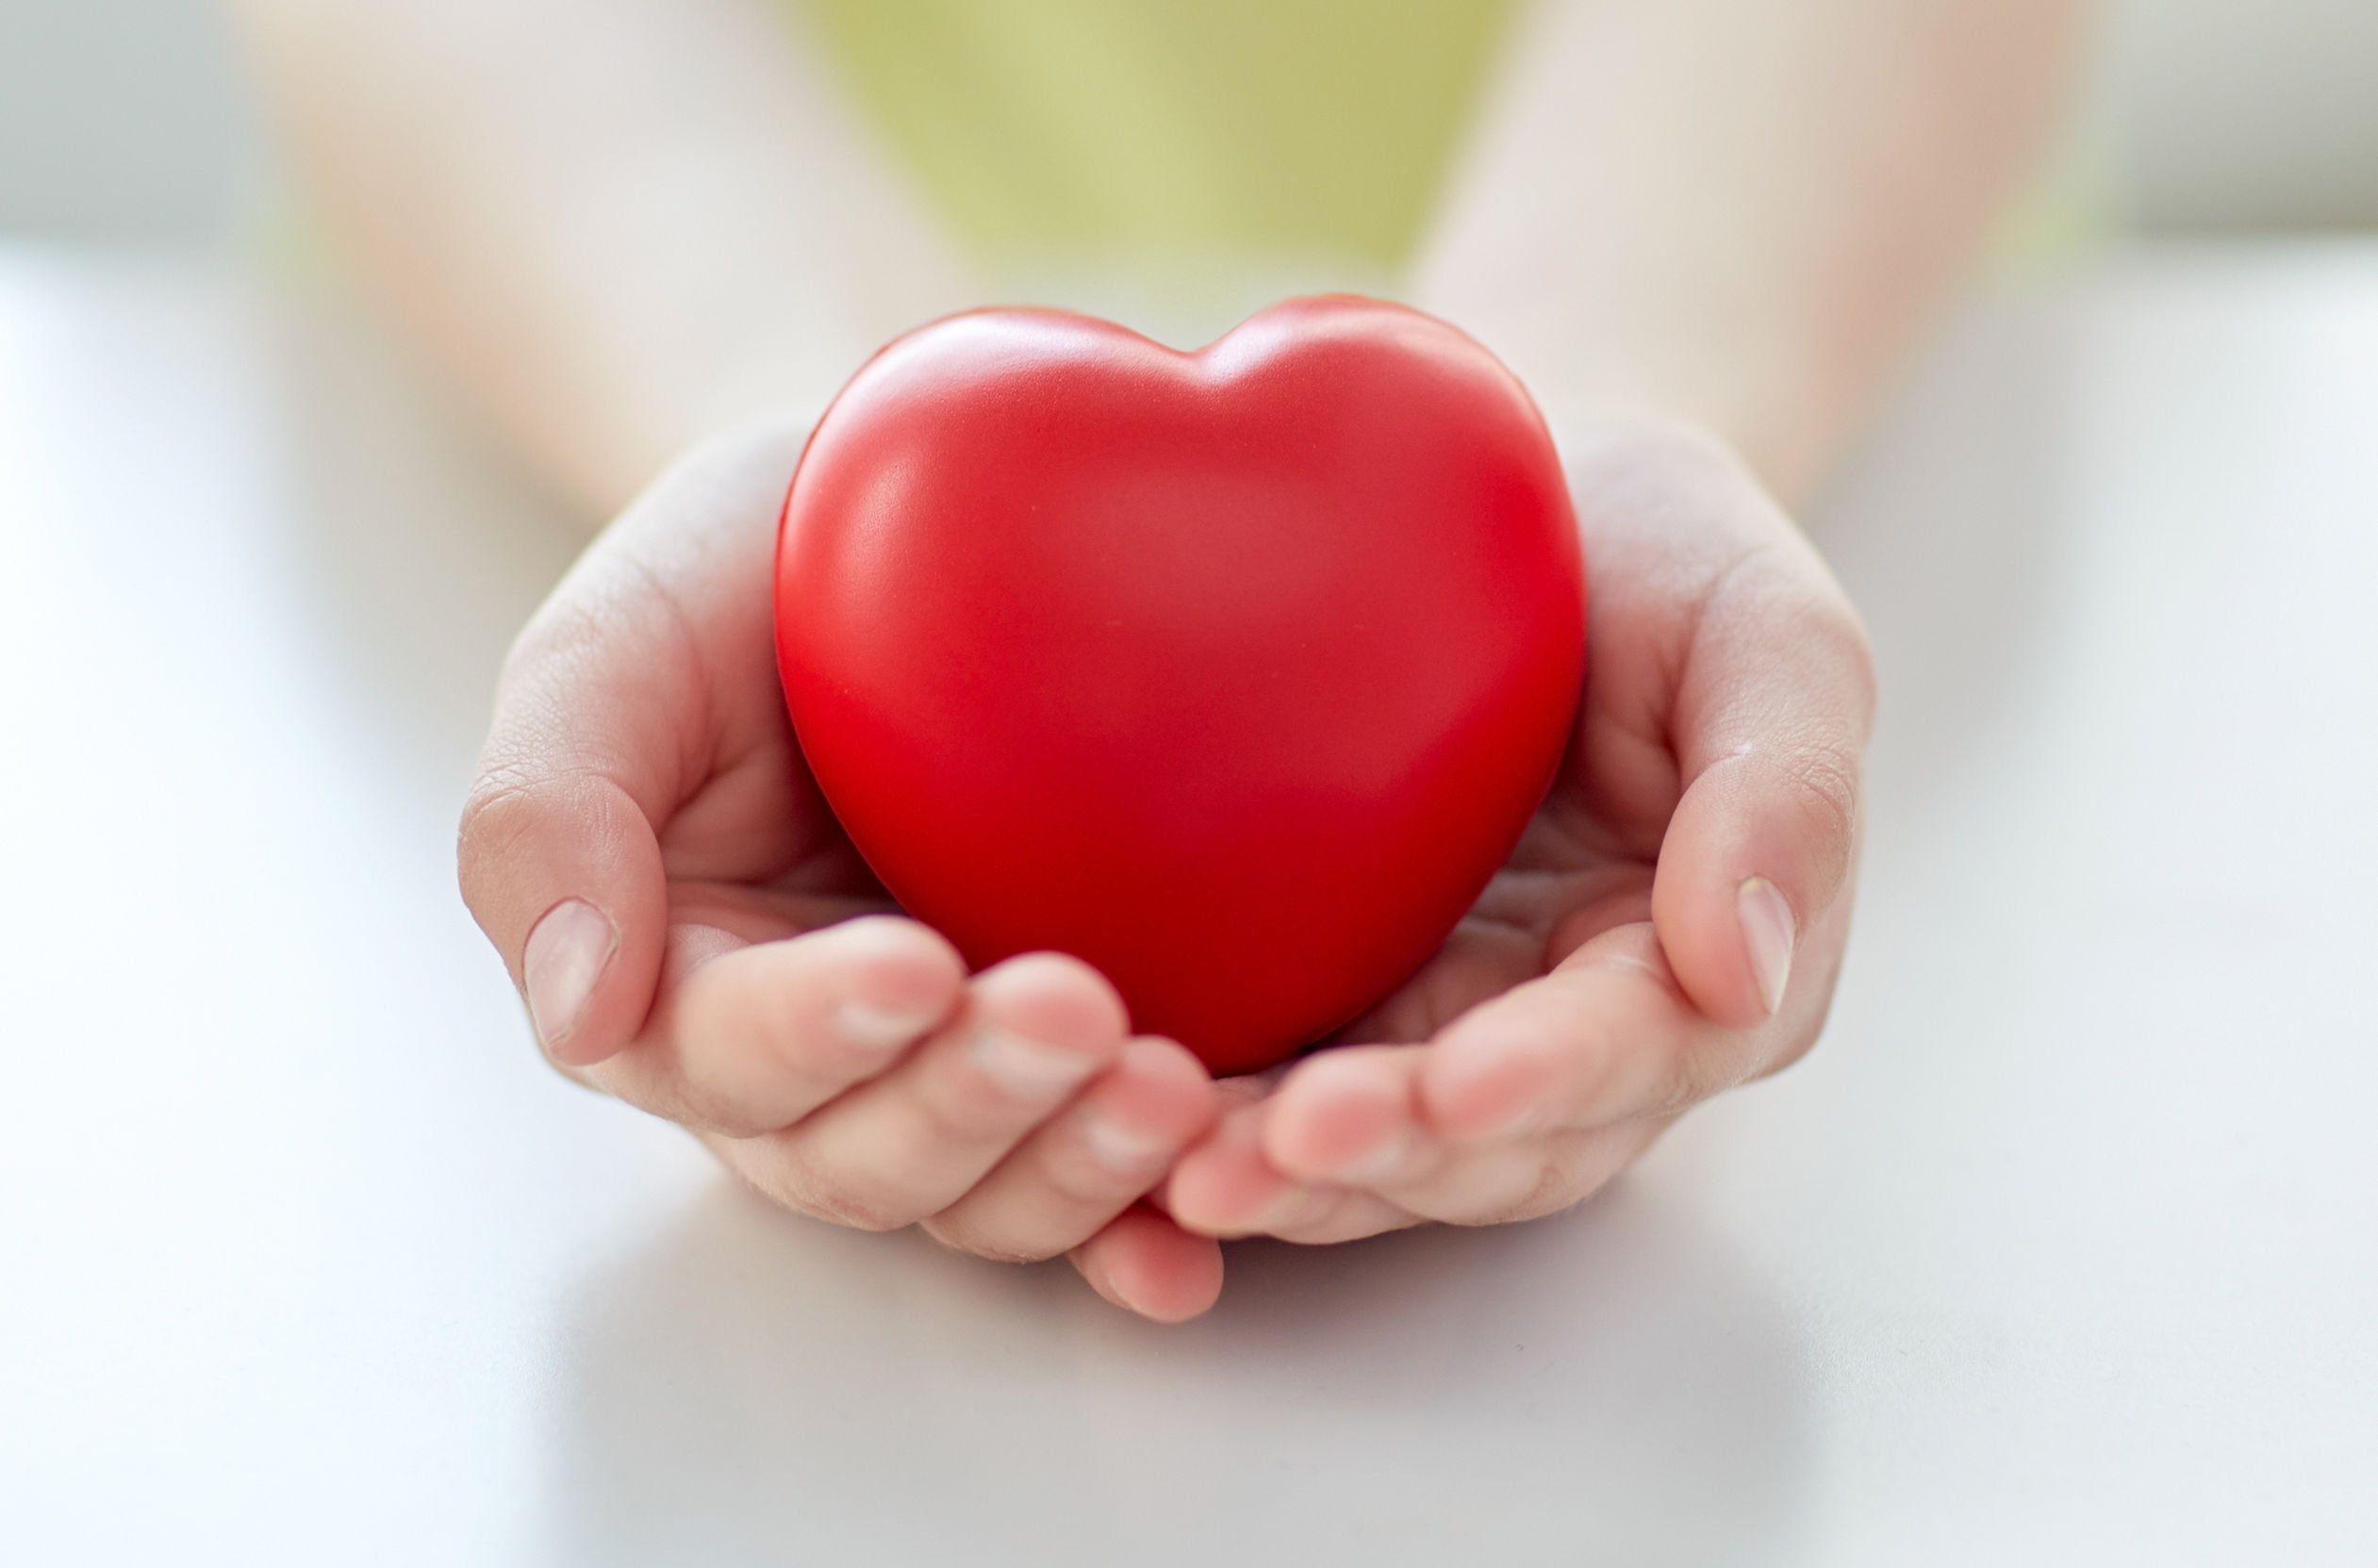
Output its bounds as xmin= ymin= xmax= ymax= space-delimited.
xmin=1085 ymin=418 xmax=1875 ymax=1281
xmin=457 ymin=420 xmax=1228 ymax=1323
xmin=463 ymin=410 xmax=1872 ymax=1326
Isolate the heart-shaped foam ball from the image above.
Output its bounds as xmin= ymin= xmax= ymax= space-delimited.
xmin=775 ymin=297 xmax=1584 ymax=1075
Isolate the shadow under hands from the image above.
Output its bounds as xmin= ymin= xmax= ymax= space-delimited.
xmin=544 ymin=1172 xmax=1810 ymax=1568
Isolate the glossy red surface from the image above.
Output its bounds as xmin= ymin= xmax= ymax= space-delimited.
xmin=775 ymin=297 xmax=1585 ymax=1074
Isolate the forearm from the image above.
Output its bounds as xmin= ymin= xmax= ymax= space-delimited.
xmin=231 ymin=0 xmax=975 ymax=517
xmin=1414 ymin=0 xmax=2089 ymax=505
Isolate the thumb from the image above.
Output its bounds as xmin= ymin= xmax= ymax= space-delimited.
xmin=1650 ymin=520 xmax=1876 ymax=1033
xmin=456 ymin=539 xmax=682 ymax=1065
xmin=457 ymin=422 xmax=803 ymax=1066
xmin=459 ymin=756 xmax=670 ymax=1069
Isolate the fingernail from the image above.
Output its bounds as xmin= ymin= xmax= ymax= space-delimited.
xmin=971 ymin=1027 xmax=1098 ymax=1100
xmin=524 ymin=898 xmax=615 ymax=1049
xmin=1081 ymin=1108 xmax=1170 ymax=1174
xmin=1331 ymin=1127 xmax=1414 ymax=1186
xmin=1738 ymin=877 xmax=1796 ymax=1016
xmin=834 ymin=999 xmax=942 ymax=1053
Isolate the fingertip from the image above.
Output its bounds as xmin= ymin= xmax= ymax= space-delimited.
xmin=834 ymin=910 xmax=965 ymax=962
xmin=1121 ymin=1032 xmax=1215 ymax=1085
xmin=1061 ymin=1039 xmax=1222 ymax=1183
xmin=1416 ymin=1008 xmax=1567 ymax=1143
xmin=819 ymin=914 xmax=968 ymax=1020
xmin=1104 ymin=1036 xmax=1222 ymax=1132
xmin=1164 ymin=1108 xmax=1306 ymax=1237
xmin=1262 ymin=1048 xmax=1416 ymax=1181
xmin=1653 ymin=729 xmax=1860 ymax=1030
xmin=461 ymin=769 xmax=668 ymax=1069
xmin=970 ymin=950 xmax=1131 ymax=1049
xmin=1072 ymin=1209 xmax=1225 ymax=1324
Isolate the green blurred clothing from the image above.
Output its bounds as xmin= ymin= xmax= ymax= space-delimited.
xmin=795 ymin=0 xmax=1518 ymax=267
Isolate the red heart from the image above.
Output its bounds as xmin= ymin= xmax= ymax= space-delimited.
xmin=775 ymin=297 xmax=1585 ymax=1075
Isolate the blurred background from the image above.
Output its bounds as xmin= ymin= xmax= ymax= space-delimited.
xmin=4 ymin=0 xmax=2375 ymax=255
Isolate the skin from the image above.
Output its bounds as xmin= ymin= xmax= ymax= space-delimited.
xmin=230 ymin=0 xmax=2085 ymax=516
xmin=460 ymin=419 xmax=1230 ymax=1317
xmin=243 ymin=0 xmax=2084 ymax=1317
xmin=459 ymin=412 xmax=1871 ymax=1322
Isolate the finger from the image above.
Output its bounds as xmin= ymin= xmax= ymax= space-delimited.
xmin=1259 ymin=1043 xmax=1492 ymax=1213
xmin=723 ymin=952 xmax=1129 ymax=1230
xmin=1259 ymin=1045 xmax=1428 ymax=1183
xmin=593 ymin=916 xmax=966 ymax=1135
xmin=1178 ymin=1053 xmax=1658 ymax=1238
xmin=1261 ymin=1046 xmax=1671 ymax=1227
xmin=1383 ymin=1118 xmax=1670 ymax=1227
xmin=457 ymin=419 xmax=815 ymax=1067
xmin=1069 ymin=1207 xmax=1225 ymax=1324
xmin=1644 ymin=483 xmax=1875 ymax=1031
xmin=922 ymin=1037 xmax=1218 ymax=1262
xmin=1287 ymin=1108 xmax=1668 ymax=1228
xmin=463 ymin=777 xmax=667 ymax=1069
xmin=1164 ymin=1102 xmax=1413 ymax=1244
xmin=1415 ymin=921 xmax=1751 ymax=1141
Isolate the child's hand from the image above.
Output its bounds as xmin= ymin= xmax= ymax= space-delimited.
xmin=458 ymin=422 xmax=1227 ymax=1321
xmin=1076 ymin=420 xmax=1874 ymax=1301
xmin=463 ymin=411 xmax=1870 ymax=1324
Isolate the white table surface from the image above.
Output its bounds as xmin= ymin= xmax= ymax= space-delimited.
xmin=4 ymin=243 xmax=2375 ymax=1566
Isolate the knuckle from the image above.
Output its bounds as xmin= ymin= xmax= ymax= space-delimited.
xmin=669 ymin=1089 xmax=781 ymax=1143
xmin=1040 ymin=1147 xmax=1143 ymax=1209
xmin=586 ymin=1055 xmax=719 ymax=1134
xmin=697 ymin=1131 xmax=917 ymax=1231
xmin=766 ymin=1157 xmax=917 ymax=1232
xmin=1608 ymin=1015 xmax=1746 ymax=1122
xmin=1404 ymin=1146 xmax=1558 ymax=1227
xmin=1452 ymin=1127 xmax=1654 ymax=1228
xmin=1631 ymin=1042 xmax=1714 ymax=1121
xmin=909 ymin=1076 xmax=1011 ymax=1148
xmin=669 ymin=999 xmax=844 ymax=1137
xmin=1469 ymin=1159 xmax=1582 ymax=1228
xmin=922 ymin=1044 xmax=1083 ymax=1145
xmin=1587 ymin=953 xmax=1742 ymax=1114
